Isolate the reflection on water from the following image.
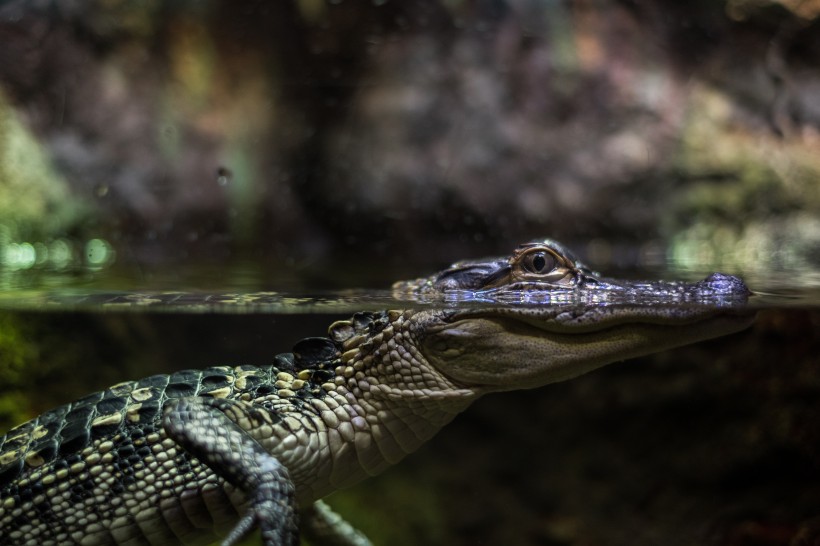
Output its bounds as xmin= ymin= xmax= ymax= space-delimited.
xmin=1 ymin=235 xmax=818 ymax=313
xmin=0 ymin=235 xmax=115 ymax=271
xmin=0 ymin=279 xmax=816 ymax=313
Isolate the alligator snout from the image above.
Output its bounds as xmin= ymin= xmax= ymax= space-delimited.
xmin=693 ymin=273 xmax=752 ymax=297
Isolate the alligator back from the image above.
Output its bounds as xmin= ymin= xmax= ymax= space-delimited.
xmin=0 ymin=364 xmax=291 ymax=545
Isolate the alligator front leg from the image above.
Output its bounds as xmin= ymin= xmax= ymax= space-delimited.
xmin=162 ymin=397 xmax=298 ymax=546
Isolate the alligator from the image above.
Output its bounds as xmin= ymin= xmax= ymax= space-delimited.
xmin=0 ymin=239 xmax=754 ymax=546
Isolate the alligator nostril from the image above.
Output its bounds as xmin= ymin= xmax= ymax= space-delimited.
xmin=700 ymin=273 xmax=752 ymax=296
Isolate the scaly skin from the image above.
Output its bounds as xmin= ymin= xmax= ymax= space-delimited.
xmin=0 ymin=240 xmax=754 ymax=546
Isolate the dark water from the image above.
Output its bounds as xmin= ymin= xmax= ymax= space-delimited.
xmin=0 ymin=269 xmax=818 ymax=546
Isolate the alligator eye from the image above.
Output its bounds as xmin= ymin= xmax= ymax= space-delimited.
xmin=511 ymin=246 xmax=576 ymax=284
xmin=521 ymin=251 xmax=557 ymax=275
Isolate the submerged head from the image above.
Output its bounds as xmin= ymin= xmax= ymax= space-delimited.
xmin=393 ymin=239 xmax=755 ymax=393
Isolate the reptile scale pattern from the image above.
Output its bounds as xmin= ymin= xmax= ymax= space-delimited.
xmin=0 ymin=312 xmax=381 ymax=545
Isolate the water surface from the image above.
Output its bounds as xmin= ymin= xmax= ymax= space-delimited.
xmin=0 ymin=267 xmax=815 ymax=314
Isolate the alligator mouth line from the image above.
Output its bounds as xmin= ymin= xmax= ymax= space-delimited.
xmin=460 ymin=308 xmax=758 ymax=337
xmin=442 ymin=309 xmax=757 ymax=341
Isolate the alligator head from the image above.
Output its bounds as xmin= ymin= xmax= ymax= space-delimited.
xmin=390 ymin=239 xmax=755 ymax=393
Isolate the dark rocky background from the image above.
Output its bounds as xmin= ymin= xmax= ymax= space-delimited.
xmin=0 ymin=1 xmax=819 ymax=545
xmin=0 ymin=0 xmax=818 ymax=283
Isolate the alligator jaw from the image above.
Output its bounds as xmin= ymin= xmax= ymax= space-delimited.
xmin=416 ymin=299 xmax=756 ymax=393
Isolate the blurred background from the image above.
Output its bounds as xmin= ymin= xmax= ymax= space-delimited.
xmin=1 ymin=1 xmax=820 ymax=545
xmin=0 ymin=0 xmax=818 ymax=289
